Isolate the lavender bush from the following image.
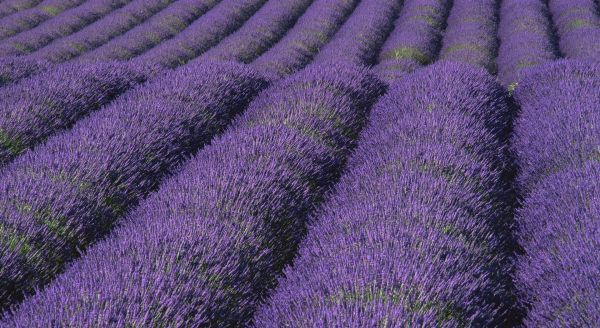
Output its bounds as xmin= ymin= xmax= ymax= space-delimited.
xmin=0 ymin=64 xmax=384 ymax=327
xmin=439 ymin=0 xmax=500 ymax=73
xmin=0 ymin=56 xmax=49 ymax=87
xmin=375 ymin=0 xmax=451 ymax=81
xmin=0 ymin=0 xmax=84 ymax=40
xmin=0 ymin=61 xmax=153 ymax=167
xmin=78 ymin=0 xmax=220 ymax=62
xmin=497 ymin=0 xmax=559 ymax=86
xmin=0 ymin=0 xmax=42 ymax=19
xmin=312 ymin=0 xmax=401 ymax=66
xmin=254 ymin=62 xmax=520 ymax=327
xmin=512 ymin=60 xmax=600 ymax=193
xmin=134 ymin=0 xmax=265 ymax=68
xmin=0 ymin=61 xmax=268 ymax=312
xmin=197 ymin=0 xmax=313 ymax=63
xmin=0 ymin=0 xmax=129 ymax=56
xmin=548 ymin=0 xmax=600 ymax=60
xmin=30 ymin=0 xmax=175 ymax=62
xmin=251 ymin=0 xmax=359 ymax=79
xmin=512 ymin=60 xmax=600 ymax=326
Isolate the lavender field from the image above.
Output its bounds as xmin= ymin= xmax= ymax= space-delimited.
xmin=0 ymin=0 xmax=598 ymax=326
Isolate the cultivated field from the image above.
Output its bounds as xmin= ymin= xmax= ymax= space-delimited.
xmin=0 ymin=0 xmax=598 ymax=326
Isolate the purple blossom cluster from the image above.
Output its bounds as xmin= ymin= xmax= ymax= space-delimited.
xmin=512 ymin=60 xmax=600 ymax=326
xmin=512 ymin=60 xmax=600 ymax=192
xmin=312 ymin=0 xmax=401 ymax=66
xmin=198 ymin=0 xmax=314 ymax=63
xmin=438 ymin=0 xmax=499 ymax=73
xmin=497 ymin=0 xmax=559 ymax=86
xmin=0 ymin=0 xmax=42 ymax=19
xmin=252 ymin=0 xmax=359 ymax=79
xmin=0 ymin=0 xmax=84 ymax=40
xmin=254 ymin=62 xmax=519 ymax=327
xmin=30 ymin=0 xmax=175 ymax=63
xmin=0 ymin=61 xmax=153 ymax=168
xmin=78 ymin=0 xmax=220 ymax=62
xmin=375 ymin=0 xmax=451 ymax=81
xmin=0 ymin=56 xmax=49 ymax=87
xmin=1 ymin=64 xmax=384 ymax=327
xmin=134 ymin=0 xmax=265 ymax=68
xmin=0 ymin=61 xmax=268 ymax=313
xmin=0 ymin=0 xmax=129 ymax=56
xmin=548 ymin=0 xmax=600 ymax=60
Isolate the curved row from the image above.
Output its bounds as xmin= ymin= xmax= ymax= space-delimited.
xmin=0 ymin=0 xmax=42 ymax=19
xmin=548 ymin=0 xmax=600 ymax=60
xmin=134 ymin=0 xmax=266 ymax=68
xmin=0 ymin=0 xmax=130 ymax=56
xmin=512 ymin=61 xmax=600 ymax=326
xmin=0 ymin=62 xmax=268 ymax=313
xmin=0 ymin=0 xmax=84 ymax=40
xmin=497 ymin=0 xmax=559 ymax=86
xmin=1 ymin=64 xmax=385 ymax=327
xmin=312 ymin=0 xmax=401 ymax=66
xmin=0 ymin=62 xmax=153 ymax=168
xmin=0 ymin=57 xmax=49 ymax=88
xmin=375 ymin=0 xmax=451 ymax=82
xmin=198 ymin=0 xmax=314 ymax=63
xmin=439 ymin=0 xmax=500 ymax=73
xmin=28 ymin=0 xmax=174 ymax=62
xmin=255 ymin=62 xmax=519 ymax=327
xmin=252 ymin=0 xmax=359 ymax=79
xmin=78 ymin=0 xmax=220 ymax=62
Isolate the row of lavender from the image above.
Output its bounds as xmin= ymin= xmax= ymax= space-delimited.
xmin=0 ymin=0 xmax=85 ymax=40
xmin=0 ymin=0 xmax=405 ymax=171
xmin=1 ymin=64 xmax=385 ymax=327
xmin=3 ymin=59 xmax=595 ymax=326
xmin=0 ymin=0 xmax=403 ymax=315
xmin=0 ymin=1 xmax=596 ymax=326
xmin=33 ymin=0 xmax=215 ymax=62
xmin=0 ymin=0 xmax=278 ymax=166
xmin=0 ymin=0 xmax=407 ymax=172
xmin=0 ymin=61 xmax=155 ymax=166
xmin=0 ymin=0 xmax=130 ymax=56
xmin=3 ymin=55 xmax=600 ymax=326
xmin=375 ymin=0 xmax=451 ymax=81
xmin=255 ymin=60 xmax=600 ymax=326
xmin=0 ymin=61 xmax=268 ymax=311
xmin=255 ymin=62 xmax=520 ymax=326
xmin=0 ymin=0 xmax=598 ymax=80
xmin=512 ymin=61 xmax=600 ymax=326
xmin=0 ymin=0 xmax=43 ymax=20
xmin=75 ymin=0 xmax=223 ymax=63
xmin=497 ymin=0 xmax=558 ymax=86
